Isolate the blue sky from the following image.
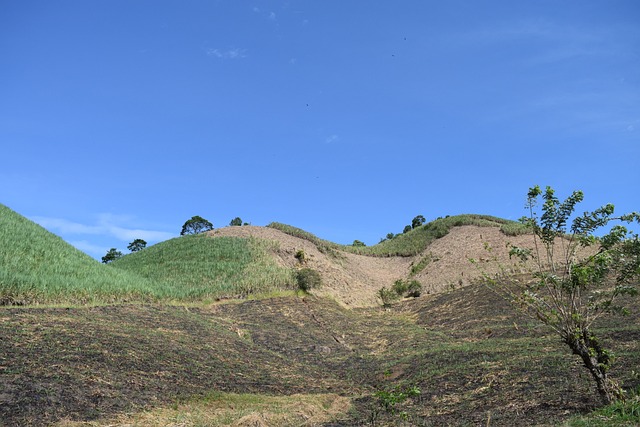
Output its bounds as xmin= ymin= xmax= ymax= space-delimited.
xmin=2 ymin=1 xmax=639 ymax=258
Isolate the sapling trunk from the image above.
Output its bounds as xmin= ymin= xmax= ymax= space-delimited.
xmin=563 ymin=328 xmax=620 ymax=405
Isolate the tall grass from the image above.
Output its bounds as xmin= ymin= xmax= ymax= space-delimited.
xmin=0 ymin=204 xmax=294 ymax=305
xmin=0 ymin=204 xmax=159 ymax=305
xmin=112 ymin=234 xmax=295 ymax=300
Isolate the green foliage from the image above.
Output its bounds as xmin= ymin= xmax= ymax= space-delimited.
xmin=295 ymin=268 xmax=322 ymax=292
xmin=101 ymin=248 xmax=123 ymax=264
xmin=374 ymin=385 xmax=421 ymax=414
xmin=565 ymin=394 xmax=640 ymax=426
xmin=378 ymin=287 xmax=400 ymax=307
xmin=412 ymin=215 xmax=426 ymax=229
xmin=113 ymin=234 xmax=295 ymax=299
xmin=0 ymin=204 xmax=161 ymax=305
xmin=409 ymin=253 xmax=436 ymax=276
xmin=487 ymin=185 xmax=640 ymax=405
xmin=180 ymin=215 xmax=214 ymax=235
xmin=352 ymin=240 xmax=366 ymax=247
xmin=402 ymin=225 xmax=412 ymax=234
xmin=391 ymin=279 xmax=422 ymax=298
xmin=371 ymin=384 xmax=421 ymax=424
xmin=294 ymin=249 xmax=307 ymax=264
xmin=127 ymin=239 xmax=147 ymax=253
xmin=229 ymin=217 xmax=243 ymax=226
xmin=0 ymin=205 xmax=294 ymax=305
xmin=405 ymin=280 xmax=422 ymax=298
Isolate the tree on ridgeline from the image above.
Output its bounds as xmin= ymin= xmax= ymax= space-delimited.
xmin=180 ymin=216 xmax=214 ymax=235
xmin=412 ymin=215 xmax=426 ymax=229
xmin=101 ymin=248 xmax=123 ymax=264
xmin=127 ymin=239 xmax=147 ymax=252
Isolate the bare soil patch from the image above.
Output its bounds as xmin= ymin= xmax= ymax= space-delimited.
xmin=210 ymin=225 xmax=538 ymax=307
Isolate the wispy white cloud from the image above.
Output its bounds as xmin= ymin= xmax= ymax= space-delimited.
xmin=68 ymin=240 xmax=110 ymax=258
xmin=31 ymin=214 xmax=175 ymax=244
xmin=325 ymin=134 xmax=339 ymax=144
xmin=449 ymin=20 xmax=636 ymax=65
xmin=269 ymin=11 xmax=276 ymax=21
xmin=31 ymin=216 xmax=102 ymax=235
xmin=206 ymin=48 xmax=247 ymax=59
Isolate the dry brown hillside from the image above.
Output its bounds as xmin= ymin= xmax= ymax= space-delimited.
xmin=209 ymin=225 xmax=538 ymax=307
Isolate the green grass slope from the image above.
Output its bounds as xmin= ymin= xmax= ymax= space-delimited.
xmin=111 ymin=234 xmax=295 ymax=300
xmin=0 ymin=204 xmax=159 ymax=305
xmin=270 ymin=214 xmax=529 ymax=257
xmin=0 ymin=205 xmax=294 ymax=305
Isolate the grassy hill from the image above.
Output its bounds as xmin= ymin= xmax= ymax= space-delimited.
xmin=0 ymin=204 xmax=160 ymax=305
xmin=0 ymin=204 xmax=294 ymax=305
xmin=111 ymin=234 xmax=294 ymax=301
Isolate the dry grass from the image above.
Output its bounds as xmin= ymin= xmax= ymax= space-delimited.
xmin=55 ymin=393 xmax=351 ymax=427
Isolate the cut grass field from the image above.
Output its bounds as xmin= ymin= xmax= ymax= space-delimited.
xmin=1 ymin=288 xmax=638 ymax=426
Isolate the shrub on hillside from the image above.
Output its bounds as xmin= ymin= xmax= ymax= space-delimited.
xmin=295 ymin=268 xmax=322 ymax=292
xmin=391 ymin=279 xmax=422 ymax=298
xmin=294 ymin=249 xmax=307 ymax=264
xmin=378 ymin=287 xmax=400 ymax=308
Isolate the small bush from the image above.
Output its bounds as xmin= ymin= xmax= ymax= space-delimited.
xmin=391 ymin=279 xmax=422 ymax=298
xmin=378 ymin=287 xmax=400 ymax=307
xmin=295 ymin=268 xmax=322 ymax=292
xmin=294 ymin=249 xmax=307 ymax=264
xmin=405 ymin=280 xmax=422 ymax=297
xmin=391 ymin=279 xmax=408 ymax=295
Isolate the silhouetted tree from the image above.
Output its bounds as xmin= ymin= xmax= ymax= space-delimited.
xmin=229 ymin=217 xmax=243 ymax=226
xmin=412 ymin=215 xmax=426 ymax=229
xmin=127 ymin=239 xmax=147 ymax=252
xmin=180 ymin=216 xmax=214 ymax=235
xmin=101 ymin=248 xmax=123 ymax=264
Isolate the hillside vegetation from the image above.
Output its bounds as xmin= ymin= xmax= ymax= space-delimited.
xmin=269 ymin=214 xmax=529 ymax=257
xmin=111 ymin=234 xmax=294 ymax=300
xmin=0 ymin=205 xmax=294 ymax=305
xmin=0 ymin=204 xmax=159 ymax=305
xmin=1 ymin=203 xmax=638 ymax=426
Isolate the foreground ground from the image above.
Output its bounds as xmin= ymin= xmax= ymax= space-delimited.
xmin=2 ymin=284 xmax=639 ymax=426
